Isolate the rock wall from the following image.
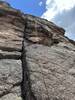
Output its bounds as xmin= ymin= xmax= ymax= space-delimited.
xmin=0 ymin=1 xmax=75 ymax=100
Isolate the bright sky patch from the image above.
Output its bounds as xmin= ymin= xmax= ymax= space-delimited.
xmin=41 ymin=0 xmax=75 ymax=40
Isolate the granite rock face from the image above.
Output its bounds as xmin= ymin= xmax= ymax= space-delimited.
xmin=0 ymin=1 xmax=75 ymax=100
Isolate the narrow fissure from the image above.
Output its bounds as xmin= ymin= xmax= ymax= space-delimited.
xmin=21 ymin=20 xmax=36 ymax=100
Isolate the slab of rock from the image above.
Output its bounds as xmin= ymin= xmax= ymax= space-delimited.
xmin=24 ymin=44 xmax=75 ymax=100
xmin=22 ymin=11 xmax=75 ymax=100
xmin=0 ymin=2 xmax=23 ymax=100
xmin=0 ymin=1 xmax=75 ymax=100
xmin=0 ymin=59 xmax=22 ymax=99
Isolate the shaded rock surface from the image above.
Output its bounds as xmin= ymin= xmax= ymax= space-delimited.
xmin=0 ymin=1 xmax=75 ymax=100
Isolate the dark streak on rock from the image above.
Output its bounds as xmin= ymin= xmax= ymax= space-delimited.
xmin=20 ymin=21 xmax=36 ymax=100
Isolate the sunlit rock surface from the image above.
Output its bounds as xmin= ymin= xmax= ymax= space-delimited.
xmin=0 ymin=1 xmax=75 ymax=100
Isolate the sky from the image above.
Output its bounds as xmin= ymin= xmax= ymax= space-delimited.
xmin=2 ymin=0 xmax=75 ymax=40
xmin=3 ymin=0 xmax=46 ymax=16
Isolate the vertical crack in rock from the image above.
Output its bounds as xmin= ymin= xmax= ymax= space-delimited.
xmin=21 ymin=20 xmax=36 ymax=100
xmin=0 ymin=1 xmax=75 ymax=100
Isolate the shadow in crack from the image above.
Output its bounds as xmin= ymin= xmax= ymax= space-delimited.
xmin=21 ymin=40 xmax=36 ymax=100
